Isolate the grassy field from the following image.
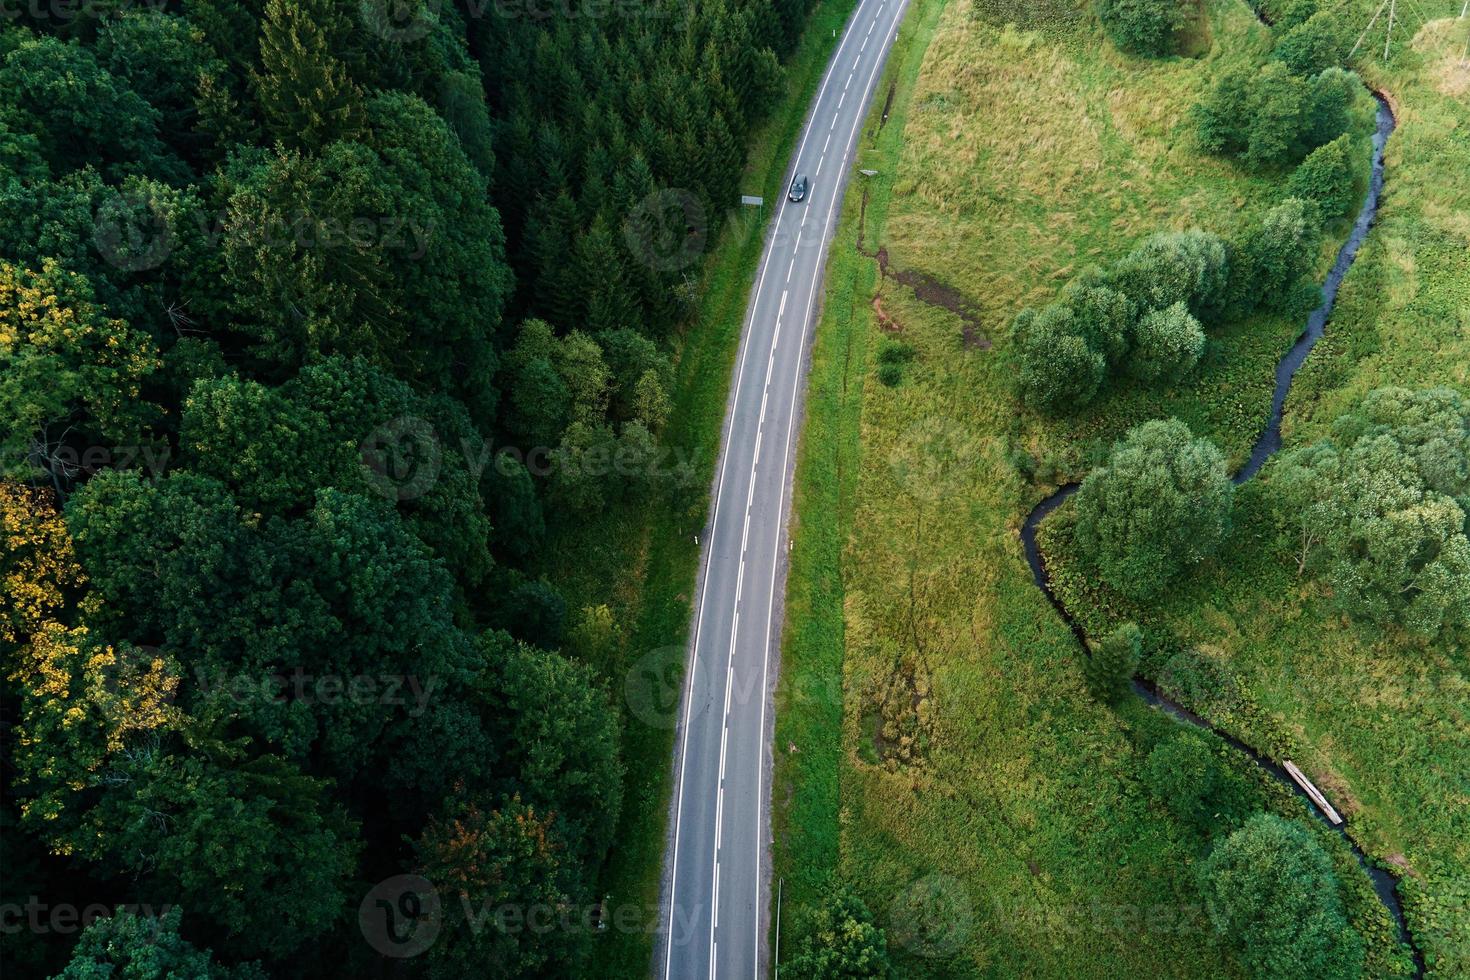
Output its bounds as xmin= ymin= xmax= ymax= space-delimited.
xmin=774 ymin=0 xmax=1431 ymax=974
xmin=1044 ymin=8 xmax=1470 ymax=973
xmin=529 ymin=2 xmax=862 ymax=972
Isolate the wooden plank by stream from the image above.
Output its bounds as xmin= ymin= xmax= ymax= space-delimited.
xmin=1283 ymin=761 xmax=1344 ymax=825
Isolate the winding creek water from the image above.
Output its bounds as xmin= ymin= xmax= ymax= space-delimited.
xmin=1017 ymin=95 xmax=1425 ymax=974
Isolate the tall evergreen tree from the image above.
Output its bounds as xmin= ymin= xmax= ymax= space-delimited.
xmin=254 ymin=0 xmax=364 ymax=148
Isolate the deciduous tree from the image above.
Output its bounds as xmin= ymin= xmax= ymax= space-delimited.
xmin=417 ymin=792 xmax=583 ymax=978
xmin=1271 ymin=387 xmax=1470 ymax=642
xmin=785 ymin=887 xmax=892 ymax=979
xmin=1285 ymin=135 xmax=1362 ymax=222
xmin=1126 ymin=302 xmax=1205 ymax=383
xmin=57 ymin=906 xmax=265 ymax=980
xmin=0 ymin=260 xmax=161 ymax=485
xmin=1198 ymin=814 xmax=1365 ymax=979
xmin=1073 ymin=419 xmax=1233 ymax=599
xmin=1142 ymin=730 xmax=1250 ymax=835
xmin=1095 ymin=0 xmax=1194 ymax=56
xmin=1014 ymin=306 xmax=1107 ymax=412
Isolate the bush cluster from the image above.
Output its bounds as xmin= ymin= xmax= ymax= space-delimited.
xmin=1196 ymin=63 xmax=1356 ymax=170
xmin=1196 ymin=3 xmax=1360 ymax=171
xmin=1270 ymin=387 xmax=1470 ymax=643
xmin=1014 ymin=204 xmax=1323 ymax=413
xmin=876 ymin=339 xmax=917 ymax=387
xmin=1095 ymin=0 xmax=1196 ymax=57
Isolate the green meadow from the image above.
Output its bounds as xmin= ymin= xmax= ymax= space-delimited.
xmin=1044 ymin=9 xmax=1470 ymax=971
xmin=775 ymin=0 xmax=1460 ymax=974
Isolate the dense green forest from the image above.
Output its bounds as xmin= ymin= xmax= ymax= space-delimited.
xmin=0 ymin=0 xmax=812 ymax=974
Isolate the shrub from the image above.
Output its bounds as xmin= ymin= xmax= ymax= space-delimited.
xmin=1073 ymin=418 xmax=1233 ymax=599
xmin=1083 ymin=622 xmax=1141 ymax=704
xmin=1142 ymin=730 xmax=1250 ymax=836
xmin=786 ymin=887 xmax=892 ymax=979
xmin=877 ymin=339 xmax=916 ymax=386
xmin=1127 ymin=302 xmax=1205 ymax=383
xmin=1272 ymin=13 xmax=1344 ymax=77
xmin=1014 ymin=306 xmax=1107 ymax=411
xmin=1095 ymin=0 xmax=1195 ymax=56
xmin=1272 ymin=0 xmax=1320 ymax=29
xmin=1285 ymin=134 xmax=1362 ymax=221
xmin=878 ymin=339 xmax=916 ymax=365
xmin=1198 ymin=814 xmax=1366 ymax=979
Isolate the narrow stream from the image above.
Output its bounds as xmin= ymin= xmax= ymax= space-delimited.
xmin=1018 ymin=95 xmax=1424 ymax=974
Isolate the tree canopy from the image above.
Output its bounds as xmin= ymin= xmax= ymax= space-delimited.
xmin=1270 ymin=387 xmax=1470 ymax=642
xmin=1011 ymin=217 xmax=1328 ymax=414
xmin=1072 ymin=419 xmax=1234 ymax=600
xmin=1142 ymin=730 xmax=1250 ymax=836
xmin=0 ymin=0 xmax=802 ymax=968
xmin=784 ymin=887 xmax=893 ymax=979
xmin=1195 ymin=62 xmax=1357 ymax=169
xmin=1094 ymin=0 xmax=1196 ymax=57
xmin=1198 ymin=814 xmax=1366 ymax=979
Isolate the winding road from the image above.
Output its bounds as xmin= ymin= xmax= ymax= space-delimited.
xmin=657 ymin=0 xmax=910 ymax=975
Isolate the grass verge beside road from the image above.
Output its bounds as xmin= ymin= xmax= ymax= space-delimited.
xmin=768 ymin=0 xmax=943 ymax=954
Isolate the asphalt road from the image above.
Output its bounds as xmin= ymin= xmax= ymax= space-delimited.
xmin=658 ymin=0 xmax=910 ymax=975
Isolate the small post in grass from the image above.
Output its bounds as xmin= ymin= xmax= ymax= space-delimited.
xmin=773 ymin=877 xmax=784 ymax=979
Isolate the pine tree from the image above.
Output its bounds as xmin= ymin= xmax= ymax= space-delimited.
xmin=527 ymin=192 xmax=581 ymax=328
xmin=1083 ymin=622 xmax=1141 ymax=704
xmin=576 ymin=215 xmax=635 ymax=335
xmin=254 ymin=0 xmax=364 ymax=149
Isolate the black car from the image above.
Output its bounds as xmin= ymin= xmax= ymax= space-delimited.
xmin=787 ymin=174 xmax=809 ymax=203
